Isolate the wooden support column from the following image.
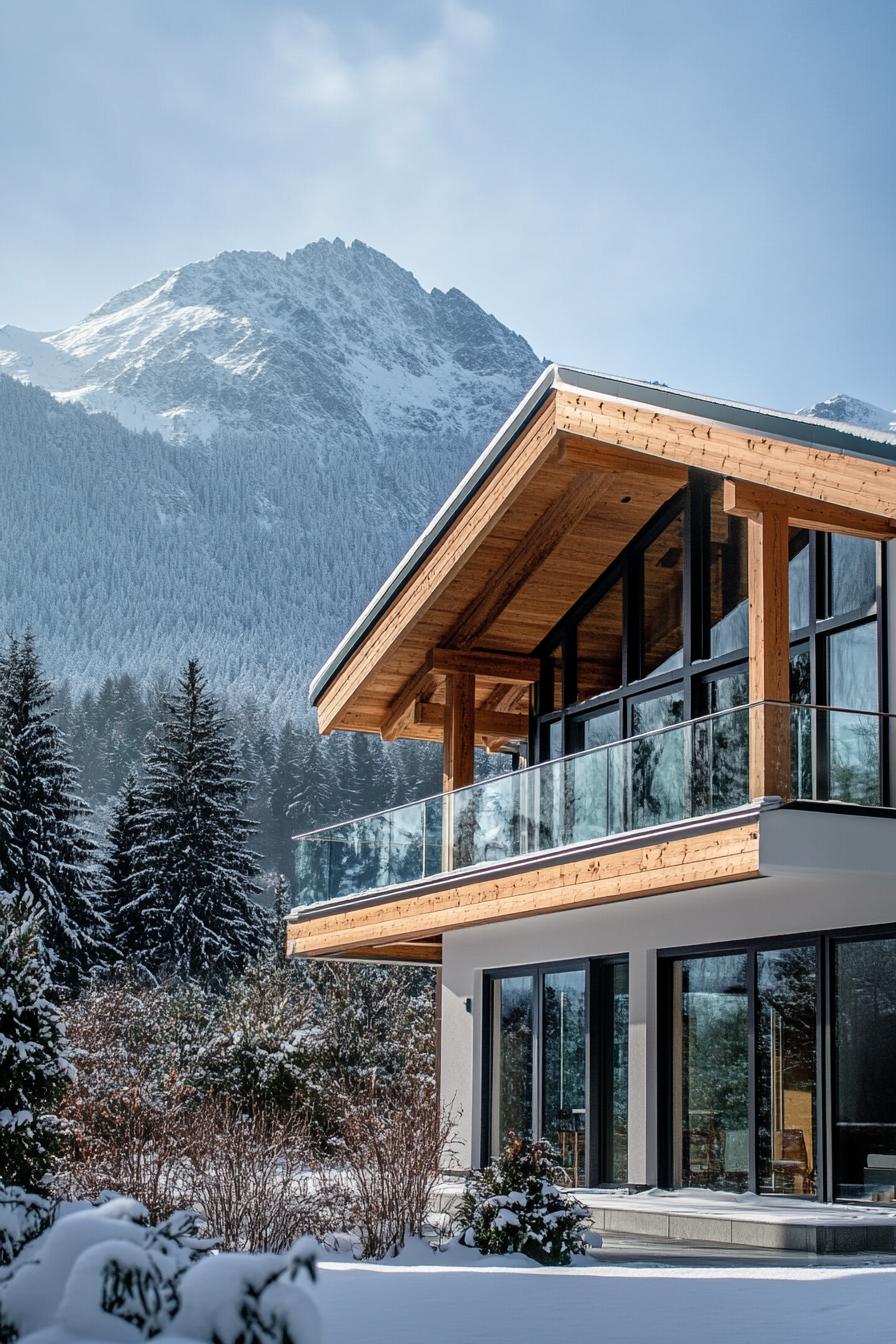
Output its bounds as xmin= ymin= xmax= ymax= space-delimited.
xmin=747 ymin=504 xmax=791 ymax=800
xmin=442 ymin=671 xmax=476 ymax=870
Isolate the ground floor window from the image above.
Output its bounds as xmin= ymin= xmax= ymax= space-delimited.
xmin=485 ymin=958 xmax=628 ymax=1186
xmin=663 ymin=928 xmax=896 ymax=1203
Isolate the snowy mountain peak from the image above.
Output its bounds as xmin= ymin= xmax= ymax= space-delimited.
xmin=0 ymin=239 xmax=543 ymax=443
xmin=799 ymin=393 xmax=896 ymax=436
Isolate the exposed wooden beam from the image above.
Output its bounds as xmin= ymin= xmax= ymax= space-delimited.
xmin=380 ymin=655 xmax=440 ymax=741
xmin=311 ymin=941 xmax=443 ymax=966
xmin=432 ymin=647 xmax=540 ymax=684
xmin=724 ymin=477 xmax=896 ymax=541
xmin=747 ymin=504 xmax=791 ymax=800
xmin=414 ymin=701 xmax=528 ymax=739
xmin=446 ymin=471 xmax=614 ymax=648
xmin=442 ymin=671 xmax=476 ymax=793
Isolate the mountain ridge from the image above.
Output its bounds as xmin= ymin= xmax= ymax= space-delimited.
xmin=0 ymin=238 xmax=891 ymax=716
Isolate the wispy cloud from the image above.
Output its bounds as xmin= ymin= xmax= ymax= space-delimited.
xmin=271 ymin=2 xmax=494 ymax=161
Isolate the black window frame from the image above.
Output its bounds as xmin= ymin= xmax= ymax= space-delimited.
xmin=658 ymin=921 xmax=896 ymax=1205
xmin=530 ymin=473 xmax=888 ymax=806
xmin=481 ymin=955 xmax=629 ymax=1187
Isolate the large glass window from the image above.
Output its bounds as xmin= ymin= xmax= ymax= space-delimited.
xmin=577 ymin=578 xmax=623 ymax=702
xmin=829 ymin=535 xmax=877 ymax=619
xmin=630 ymin=689 xmax=685 ymax=829
xmin=490 ymin=976 xmax=534 ymax=1155
xmin=671 ymin=954 xmax=749 ymax=1192
xmin=756 ymin=946 xmax=817 ymax=1196
xmin=487 ymin=959 xmax=628 ymax=1186
xmin=833 ymin=937 xmax=896 ymax=1202
xmin=708 ymin=483 xmax=748 ymax=657
xmin=542 ymin=969 xmax=587 ymax=1185
xmin=827 ymin=622 xmax=880 ymax=804
xmin=789 ymin=530 xmax=811 ymax=632
xmin=642 ymin=513 xmax=684 ymax=677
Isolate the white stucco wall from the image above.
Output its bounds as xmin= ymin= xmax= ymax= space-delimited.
xmin=440 ymin=808 xmax=896 ymax=1177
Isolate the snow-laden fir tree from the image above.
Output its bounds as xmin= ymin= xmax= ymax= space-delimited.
xmin=0 ymin=634 xmax=108 ymax=991
xmin=104 ymin=771 xmax=144 ymax=963
xmin=126 ymin=660 xmax=267 ymax=985
xmin=0 ymin=893 xmax=74 ymax=1186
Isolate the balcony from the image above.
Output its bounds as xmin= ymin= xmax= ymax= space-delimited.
xmin=294 ymin=701 xmax=890 ymax=909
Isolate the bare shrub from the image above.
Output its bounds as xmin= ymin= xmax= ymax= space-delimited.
xmin=335 ymin=1075 xmax=456 ymax=1259
xmin=183 ymin=1100 xmax=343 ymax=1253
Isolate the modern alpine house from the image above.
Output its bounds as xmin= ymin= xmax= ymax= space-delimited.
xmin=289 ymin=365 xmax=896 ymax=1226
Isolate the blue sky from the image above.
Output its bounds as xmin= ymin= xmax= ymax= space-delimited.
xmin=1 ymin=0 xmax=893 ymax=411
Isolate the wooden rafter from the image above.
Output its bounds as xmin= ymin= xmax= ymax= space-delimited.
xmin=445 ymin=470 xmax=614 ymax=648
xmin=380 ymin=647 xmax=539 ymax=742
xmin=414 ymin=701 xmax=528 ymax=739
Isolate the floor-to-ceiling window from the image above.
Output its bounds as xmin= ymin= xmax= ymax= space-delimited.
xmin=832 ymin=934 xmax=896 ymax=1202
xmin=664 ymin=928 xmax=896 ymax=1203
xmin=531 ymin=473 xmax=884 ymax=809
xmin=485 ymin=958 xmax=628 ymax=1186
xmin=666 ymin=941 xmax=817 ymax=1197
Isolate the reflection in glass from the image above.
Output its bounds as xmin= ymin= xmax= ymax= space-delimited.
xmin=790 ymin=646 xmax=813 ymax=799
xmin=827 ymin=622 xmax=879 ymax=804
xmin=642 ymin=514 xmax=685 ymax=676
xmin=834 ymin=938 xmax=896 ymax=1202
xmin=542 ymin=969 xmax=587 ymax=1185
xmin=491 ymin=976 xmax=534 ymax=1157
xmin=567 ymin=712 xmax=623 ymax=842
xmin=611 ymin=960 xmax=630 ymax=1183
xmin=577 ymin=579 xmax=624 ymax=702
xmin=693 ymin=672 xmax=748 ymax=813
xmin=789 ymin=531 xmax=810 ymax=631
xmin=829 ymin=535 xmax=877 ymax=619
xmin=757 ymin=946 xmax=817 ymax=1196
xmin=631 ymin=691 xmax=685 ymax=828
xmin=708 ymin=484 xmax=748 ymax=656
xmin=672 ymin=954 xmax=749 ymax=1192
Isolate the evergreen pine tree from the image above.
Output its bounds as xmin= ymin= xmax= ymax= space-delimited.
xmin=127 ymin=659 xmax=266 ymax=985
xmin=104 ymin=771 xmax=144 ymax=964
xmin=0 ymin=634 xmax=108 ymax=991
xmin=269 ymin=872 xmax=290 ymax=965
xmin=0 ymin=893 xmax=73 ymax=1186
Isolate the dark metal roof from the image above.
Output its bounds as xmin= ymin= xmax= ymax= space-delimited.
xmin=309 ymin=364 xmax=896 ymax=706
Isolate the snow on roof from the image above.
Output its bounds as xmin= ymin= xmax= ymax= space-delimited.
xmin=309 ymin=364 xmax=896 ymax=706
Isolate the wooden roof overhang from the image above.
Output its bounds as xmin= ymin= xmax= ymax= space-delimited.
xmin=312 ymin=372 xmax=896 ymax=748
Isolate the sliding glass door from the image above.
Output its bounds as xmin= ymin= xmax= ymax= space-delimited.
xmin=486 ymin=958 xmax=628 ymax=1187
xmin=666 ymin=942 xmax=817 ymax=1196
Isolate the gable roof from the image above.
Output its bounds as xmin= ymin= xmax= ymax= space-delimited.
xmin=310 ymin=364 xmax=896 ymax=707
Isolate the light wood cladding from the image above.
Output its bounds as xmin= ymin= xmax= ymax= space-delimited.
xmin=286 ymin=822 xmax=761 ymax=957
xmin=315 ymin=385 xmax=896 ymax=738
xmin=747 ymin=505 xmax=791 ymax=799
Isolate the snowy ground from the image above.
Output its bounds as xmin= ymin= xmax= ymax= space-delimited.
xmin=315 ymin=1244 xmax=896 ymax=1344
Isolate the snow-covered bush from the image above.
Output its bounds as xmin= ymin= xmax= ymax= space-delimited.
xmin=0 ymin=1190 xmax=53 ymax=1268
xmin=0 ymin=896 xmax=74 ymax=1189
xmin=0 ymin=1195 xmax=320 ymax=1344
xmin=455 ymin=1136 xmax=592 ymax=1266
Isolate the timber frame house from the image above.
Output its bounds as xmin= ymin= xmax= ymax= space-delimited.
xmin=288 ymin=364 xmax=896 ymax=1212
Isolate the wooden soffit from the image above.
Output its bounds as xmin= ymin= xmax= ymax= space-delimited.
xmin=315 ymin=385 xmax=896 ymax=739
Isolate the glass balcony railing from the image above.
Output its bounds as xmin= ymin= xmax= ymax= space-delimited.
xmin=294 ymin=701 xmax=891 ymax=907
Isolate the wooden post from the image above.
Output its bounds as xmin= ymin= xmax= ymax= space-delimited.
xmin=442 ymin=671 xmax=476 ymax=868
xmin=747 ymin=505 xmax=791 ymax=799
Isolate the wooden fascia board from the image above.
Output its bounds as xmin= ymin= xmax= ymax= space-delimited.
xmin=555 ymin=388 xmax=896 ymax=519
xmin=286 ymin=821 xmax=760 ymax=956
xmin=723 ymin=478 xmax=896 ymax=540
xmin=315 ymin=395 xmax=561 ymax=734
